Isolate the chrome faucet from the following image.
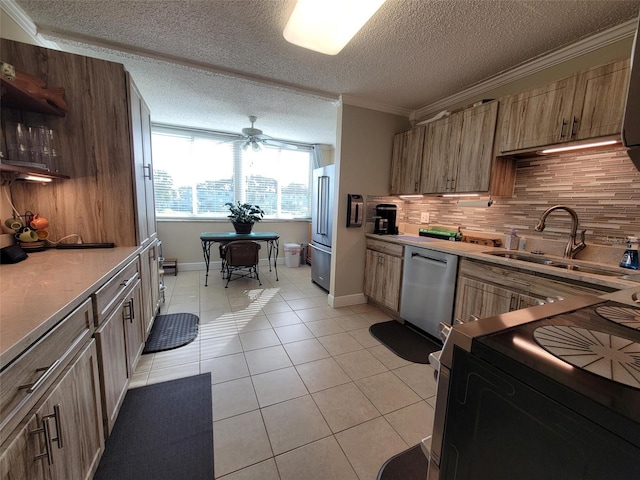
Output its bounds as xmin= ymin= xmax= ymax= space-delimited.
xmin=534 ymin=205 xmax=586 ymax=259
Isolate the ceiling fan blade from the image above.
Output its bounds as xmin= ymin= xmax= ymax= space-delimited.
xmin=262 ymin=138 xmax=298 ymax=150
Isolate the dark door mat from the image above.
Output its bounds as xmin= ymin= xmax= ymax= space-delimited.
xmin=94 ymin=373 xmax=214 ymax=480
xmin=143 ymin=313 xmax=199 ymax=354
xmin=378 ymin=444 xmax=429 ymax=480
xmin=369 ymin=320 xmax=441 ymax=364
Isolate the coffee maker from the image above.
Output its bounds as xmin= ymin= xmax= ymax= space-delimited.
xmin=374 ymin=204 xmax=398 ymax=235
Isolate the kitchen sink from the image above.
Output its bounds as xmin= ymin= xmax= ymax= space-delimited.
xmin=483 ymin=251 xmax=625 ymax=277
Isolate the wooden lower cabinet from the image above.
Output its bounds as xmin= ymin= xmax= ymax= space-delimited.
xmin=140 ymin=241 xmax=160 ymax=337
xmin=94 ymin=280 xmax=143 ymax=436
xmin=455 ymin=277 xmax=545 ymax=323
xmin=0 ymin=341 xmax=104 ymax=480
xmin=364 ymin=248 xmax=403 ymax=312
xmin=454 ymin=258 xmax=610 ymax=323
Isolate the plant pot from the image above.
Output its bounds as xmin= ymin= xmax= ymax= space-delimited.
xmin=232 ymin=222 xmax=253 ymax=234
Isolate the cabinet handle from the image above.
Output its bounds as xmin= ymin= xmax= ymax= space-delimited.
xmin=570 ymin=116 xmax=578 ymax=138
xmin=124 ymin=299 xmax=134 ymax=323
xmin=143 ymin=164 xmax=153 ymax=180
xmin=450 ymin=178 xmax=456 ymax=190
xmin=31 ymin=417 xmax=54 ymax=465
xmin=42 ymin=404 xmax=64 ymax=449
xmin=19 ymin=359 xmax=62 ymax=393
xmin=559 ymin=118 xmax=568 ymax=138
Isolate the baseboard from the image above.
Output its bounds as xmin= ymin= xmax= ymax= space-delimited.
xmin=329 ymin=292 xmax=368 ymax=308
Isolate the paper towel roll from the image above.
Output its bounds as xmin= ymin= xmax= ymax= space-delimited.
xmin=458 ymin=199 xmax=493 ymax=208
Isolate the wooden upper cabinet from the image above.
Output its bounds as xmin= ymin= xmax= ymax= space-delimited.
xmin=456 ymin=101 xmax=499 ymax=193
xmin=420 ymin=101 xmax=499 ymax=194
xmin=499 ymin=59 xmax=630 ymax=153
xmin=420 ymin=113 xmax=462 ymax=193
xmin=390 ymin=126 xmax=426 ymax=194
xmin=571 ymin=59 xmax=630 ymax=141
xmin=499 ymin=76 xmax=576 ymax=153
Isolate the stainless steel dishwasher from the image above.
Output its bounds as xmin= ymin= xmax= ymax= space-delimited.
xmin=400 ymin=245 xmax=459 ymax=339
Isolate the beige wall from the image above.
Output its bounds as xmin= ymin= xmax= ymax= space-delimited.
xmin=330 ymin=104 xmax=410 ymax=304
xmin=157 ymin=220 xmax=310 ymax=268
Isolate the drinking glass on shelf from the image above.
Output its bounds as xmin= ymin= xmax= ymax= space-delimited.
xmin=5 ymin=121 xmax=30 ymax=163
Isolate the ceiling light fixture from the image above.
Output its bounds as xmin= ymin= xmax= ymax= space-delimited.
xmin=283 ymin=0 xmax=387 ymax=55
xmin=540 ymin=139 xmax=619 ymax=154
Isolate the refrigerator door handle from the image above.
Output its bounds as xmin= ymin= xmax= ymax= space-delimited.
xmin=316 ymin=175 xmax=329 ymax=235
xmin=310 ymin=243 xmax=331 ymax=255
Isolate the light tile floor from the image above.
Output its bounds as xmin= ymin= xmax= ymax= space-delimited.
xmin=131 ymin=265 xmax=436 ymax=480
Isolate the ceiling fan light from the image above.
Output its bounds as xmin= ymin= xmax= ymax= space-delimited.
xmin=283 ymin=0 xmax=387 ymax=55
xmin=252 ymin=141 xmax=262 ymax=152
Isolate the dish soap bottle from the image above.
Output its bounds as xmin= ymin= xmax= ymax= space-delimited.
xmin=505 ymin=229 xmax=519 ymax=251
xmin=620 ymin=236 xmax=639 ymax=270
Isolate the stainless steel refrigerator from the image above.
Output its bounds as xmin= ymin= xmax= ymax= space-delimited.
xmin=310 ymin=165 xmax=334 ymax=291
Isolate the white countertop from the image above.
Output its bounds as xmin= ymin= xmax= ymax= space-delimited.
xmin=0 ymin=247 xmax=140 ymax=369
xmin=366 ymin=233 xmax=640 ymax=291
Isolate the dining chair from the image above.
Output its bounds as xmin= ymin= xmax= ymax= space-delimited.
xmin=222 ymin=240 xmax=261 ymax=288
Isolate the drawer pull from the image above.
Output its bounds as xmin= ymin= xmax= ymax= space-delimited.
xmin=120 ymin=275 xmax=136 ymax=288
xmin=31 ymin=417 xmax=54 ymax=465
xmin=19 ymin=359 xmax=62 ymax=393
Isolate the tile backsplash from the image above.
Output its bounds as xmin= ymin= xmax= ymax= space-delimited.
xmin=368 ymin=147 xmax=640 ymax=249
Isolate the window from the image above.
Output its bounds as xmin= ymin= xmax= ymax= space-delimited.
xmin=151 ymin=125 xmax=314 ymax=219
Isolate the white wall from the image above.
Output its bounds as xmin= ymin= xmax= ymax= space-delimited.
xmin=157 ymin=220 xmax=310 ymax=269
xmin=330 ymin=103 xmax=410 ymax=305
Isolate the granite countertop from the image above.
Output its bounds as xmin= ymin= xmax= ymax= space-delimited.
xmin=0 ymin=247 xmax=140 ymax=369
xmin=365 ymin=233 xmax=640 ymax=291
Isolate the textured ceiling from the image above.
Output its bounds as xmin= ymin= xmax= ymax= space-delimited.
xmin=9 ymin=0 xmax=640 ymax=146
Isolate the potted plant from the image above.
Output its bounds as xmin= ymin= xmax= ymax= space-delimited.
xmin=224 ymin=201 xmax=265 ymax=234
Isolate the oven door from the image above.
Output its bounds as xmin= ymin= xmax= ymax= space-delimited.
xmin=437 ymin=348 xmax=640 ymax=480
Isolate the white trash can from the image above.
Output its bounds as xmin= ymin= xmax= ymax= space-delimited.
xmin=284 ymin=243 xmax=301 ymax=268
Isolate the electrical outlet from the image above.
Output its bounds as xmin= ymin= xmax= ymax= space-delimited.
xmin=420 ymin=212 xmax=430 ymax=223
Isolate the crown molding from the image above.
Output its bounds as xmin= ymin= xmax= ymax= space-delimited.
xmin=0 ymin=0 xmax=58 ymax=48
xmin=414 ymin=18 xmax=638 ymax=120
xmin=340 ymin=94 xmax=412 ymax=117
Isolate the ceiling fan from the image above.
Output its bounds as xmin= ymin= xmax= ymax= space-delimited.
xmin=232 ymin=116 xmax=298 ymax=151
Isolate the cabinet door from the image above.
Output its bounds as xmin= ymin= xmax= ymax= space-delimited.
xmin=40 ymin=341 xmax=103 ymax=480
xmin=390 ymin=131 xmax=408 ymax=194
xmin=364 ymin=250 xmax=402 ymax=312
xmin=454 ymin=277 xmax=514 ymax=323
xmin=94 ymin=298 xmax=130 ymax=436
xmin=499 ymin=76 xmax=576 ymax=152
xmin=124 ymin=282 xmax=144 ymax=377
xmin=571 ymin=59 xmax=630 ymax=141
xmin=140 ymin=95 xmax=157 ymax=240
xmin=420 ymin=114 xmax=462 ymax=193
xmin=390 ymin=127 xmax=426 ymax=194
xmin=128 ymin=76 xmax=154 ymax=247
xmin=140 ymin=243 xmax=159 ymax=337
xmin=454 ymin=101 xmax=498 ymax=193
xmin=363 ymin=249 xmax=379 ymax=299
xmin=0 ymin=416 xmax=47 ymax=480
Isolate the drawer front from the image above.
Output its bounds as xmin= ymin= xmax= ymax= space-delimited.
xmin=93 ymin=258 xmax=140 ymax=326
xmin=460 ymin=259 xmax=608 ymax=298
xmin=0 ymin=298 xmax=93 ymax=446
xmin=366 ymin=238 xmax=404 ymax=257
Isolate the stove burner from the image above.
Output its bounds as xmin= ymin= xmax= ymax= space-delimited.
xmin=533 ymin=325 xmax=640 ymax=389
xmin=596 ymin=305 xmax=640 ymax=331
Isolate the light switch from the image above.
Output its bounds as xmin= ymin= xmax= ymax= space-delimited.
xmin=421 ymin=212 xmax=430 ymax=223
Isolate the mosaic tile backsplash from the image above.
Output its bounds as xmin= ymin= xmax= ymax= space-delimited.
xmin=369 ymin=147 xmax=640 ymax=248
